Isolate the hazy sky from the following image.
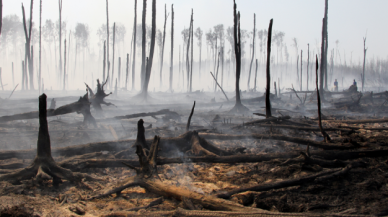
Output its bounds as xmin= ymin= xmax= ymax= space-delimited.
xmin=3 ymin=0 xmax=387 ymax=64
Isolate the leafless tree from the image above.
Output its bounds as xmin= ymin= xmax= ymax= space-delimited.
xmin=247 ymin=13 xmax=255 ymax=90
xmin=169 ymin=4 xmax=174 ymax=91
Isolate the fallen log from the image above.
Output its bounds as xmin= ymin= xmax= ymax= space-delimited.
xmin=256 ymin=124 xmax=355 ymax=132
xmin=216 ymin=166 xmax=348 ymax=199
xmin=325 ymin=118 xmax=388 ymax=124
xmin=232 ymin=115 xmax=291 ymax=128
xmin=113 ymin=109 xmax=180 ymax=120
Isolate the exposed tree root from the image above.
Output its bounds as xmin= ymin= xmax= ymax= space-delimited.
xmin=85 ymin=77 xmax=115 ymax=113
xmin=0 ymin=94 xmax=98 ymax=184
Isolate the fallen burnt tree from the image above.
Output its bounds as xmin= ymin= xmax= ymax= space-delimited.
xmin=113 ymin=109 xmax=180 ymax=122
xmin=0 ymin=94 xmax=98 ymax=185
xmin=0 ymin=91 xmax=96 ymax=127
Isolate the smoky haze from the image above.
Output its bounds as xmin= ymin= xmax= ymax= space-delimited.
xmin=0 ymin=0 xmax=387 ymax=92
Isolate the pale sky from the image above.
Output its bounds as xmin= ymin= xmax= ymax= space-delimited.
xmin=3 ymin=0 xmax=387 ymax=61
xmin=1 ymin=0 xmax=387 ymax=91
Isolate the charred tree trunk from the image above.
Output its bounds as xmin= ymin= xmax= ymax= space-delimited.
xmin=214 ymin=52 xmax=220 ymax=92
xmin=169 ymin=4 xmax=174 ymax=91
xmin=254 ymin=59 xmax=258 ymax=91
xmin=190 ymin=12 xmax=194 ymax=93
xmin=319 ymin=17 xmax=326 ymax=99
xmin=106 ymin=0 xmax=110 ymax=88
xmin=140 ymin=0 xmax=146 ymax=90
xmin=111 ymin=22 xmax=116 ymax=88
xmin=118 ymin=57 xmax=121 ymax=88
xmin=324 ymin=0 xmax=329 ymax=90
xmin=230 ymin=1 xmax=248 ymax=113
xmin=296 ymin=55 xmax=299 ymax=86
xmin=160 ymin=4 xmax=168 ymax=89
xmin=307 ymin=43 xmax=309 ymax=91
xmin=22 ymin=61 xmax=25 ymax=90
xmin=0 ymin=0 xmax=2 ymax=35
xmin=63 ymin=39 xmax=66 ymax=90
xmin=21 ymin=1 xmax=34 ymax=90
xmin=186 ymin=11 xmax=193 ymax=93
xmin=300 ymin=50 xmax=302 ymax=91
xmin=362 ymin=37 xmax=367 ymax=92
xmin=125 ymin=53 xmax=129 ymax=90
xmin=140 ymin=0 xmax=156 ymax=100
xmin=103 ymin=41 xmax=106 ymax=81
xmin=247 ymin=13 xmax=256 ymax=90
xmin=131 ymin=0 xmax=137 ymax=91
xmin=12 ymin=62 xmax=14 ymax=88
xmin=39 ymin=0 xmax=42 ymax=94
xmin=316 ymin=55 xmax=331 ymax=142
xmin=265 ymin=19 xmax=273 ymax=118
xmin=58 ymin=0 xmax=62 ymax=89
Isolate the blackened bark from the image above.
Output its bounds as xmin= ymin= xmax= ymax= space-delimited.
xmin=307 ymin=43 xmax=309 ymax=90
xmin=125 ymin=54 xmax=129 ymax=89
xmin=141 ymin=0 xmax=146 ymax=89
xmin=131 ymin=0 xmax=137 ymax=91
xmin=58 ymin=0 xmax=62 ymax=90
xmin=39 ymin=0 xmax=42 ymax=94
xmin=103 ymin=41 xmax=106 ymax=81
xmin=300 ymin=50 xmax=302 ymax=91
xmin=190 ymin=12 xmax=194 ymax=93
xmin=319 ymin=17 xmax=325 ymax=99
xmin=112 ymin=22 xmax=116 ymax=88
xmin=247 ymin=13 xmax=255 ymax=90
xmin=254 ymin=59 xmax=258 ymax=91
xmin=362 ymin=37 xmax=367 ymax=92
xmin=160 ymin=4 xmax=168 ymax=89
xmin=265 ymin=19 xmax=273 ymax=118
xmin=106 ymin=0 xmax=110 ymax=88
xmin=169 ymin=4 xmax=174 ymax=91
xmin=63 ymin=39 xmax=66 ymax=90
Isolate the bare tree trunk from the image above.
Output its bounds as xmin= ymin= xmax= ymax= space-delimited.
xmin=131 ymin=0 xmax=137 ymax=91
xmin=300 ymin=50 xmax=302 ymax=91
xmin=190 ymin=12 xmax=194 ymax=93
xmin=103 ymin=41 xmax=106 ymax=81
xmin=230 ymin=0 xmax=248 ymax=113
xmin=125 ymin=54 xmax=129 ymax=89
xmin=106 ymin=0 xmax=110 ymax=88
xmin=140 ymin=0 xmax=146 ymax=91
xmin=24 ymin=43 xmax=28 ymax=89
xmin=118 ymin=57 xmax=121 ymax=88
xmin=214 ymin=52 xmax=220 ymax=92
xmin=0 ymin=0 xmax=2 ymax=35
xmin=111 ymin=22 xmax=116 ymax=88
xmin=160 ymin=4 xmax=168 ymax=89
xmin=307 ymin=43 xmax=309 ymax=91
xmin=186 ymin=11 xmax=193 ymax=93
xmin=296 ymin=55 xmax=299 ymax=86
xmin=324 ymin=0 xmax=329 ymax=91
xmin=12 ymin=62 xmax=14 ymax=88
xmin=141 ymin=0 xmax=156 ymax=100
xmin=179 ymin=45 xmax=181 ymax=88
xmin=254 ymin=59 xmax=258 ymax=91
xmin=22 ymin=61 xmax=25 ymax=90
xmin=169 ymin=4 xmax=174 ymax=91
xmin=59 ymin=0 xmax=62 ymax=89
xmin=21 ymin=1 xmax=34 ymax=90
xmin=63 ymin=39 xmax=66 ymax=90
xmin=319 ymin=18 xmax=325 ymax=99
xmin=39 ymin=0 xmax=42 ymax=94
xmin=362 ymin=37 xmax=367 ymax=92
xmin=265 ymin=19 xmax=273 ymax=118
xmin=247 ymin=13 xmax=255 ymax=90
xmin=67 ymin=31 xmax=70 ymax=89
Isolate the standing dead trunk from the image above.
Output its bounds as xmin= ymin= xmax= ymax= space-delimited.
xmin=247 ymin=13 xmax=256 ymax=90
xmin=67 ymin=31 xmax=70 ymax=89
xmin=58 ymin=0 xmax=62 ymax=89
xmin=362 ymin=37 xmax=367 ymax=92
xmin=118 ymin=57 xmax=121 ymax=88
xmin=22 ymin=61 xmax=25 ymax=90
xmin=39 ymin=0 xmax=42 ymax=94
xmin=21 ymin=1 xmax=34 ymax=90
xmin=214 ymin=52 xmax=220 ymax=92
xmin=190 ymin=12 xmax=194 ymax=93
xmin=12 ymin=62 xmax=14 ymax=88
xmin=254 ymin=59 xmax=258 ymax=91
xmin=296 ymin=55 xmax=299 ymax=87
xmin=111 ymin=22 xmax=116 ymax=88
xmin=307 ymin=43 xmax=309 ymax=91
xmin=160 ymin=4 xmax=168 ymax=89
xmin=103 ymin=41 xmax=106 ymax=81
xmin=319 ymin=18 xmax=325 ymax=99
xmin=186 ymin=11 xmax=193 ymax=93
xmin=300 ymin=50 xmax=302 ymax=91
xmin=0 ymin=68 xmax=2 ymax=91
xmin=140 ymin=0 xmax=146 ymax=90
xmin=131 ymin=0 xmax=137 ymax=91
xmin=0 ymin=0 xmax=2 ymax=35
xmin=324 ymin=0 xmax=329 ymax=91
xmin=125 ymin=54 xmax=129 ymax=89
xmin=140 ymin=0 xmax=156 ymax=100
xmin=63 ymin=39 xmax=66 ymax=90
xmin=230 ymin=0 xmax=248 ymax=113
xmin=106 ymin=0 xmax=110 ymax=88
xmin=265 ymin=19 xmax=273 ymax=118
xmin=169 ymin=4 xmax=174 ymax=91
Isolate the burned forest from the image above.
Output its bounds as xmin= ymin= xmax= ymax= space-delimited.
xmin=1 ymin=0 xmax=388 ymax=216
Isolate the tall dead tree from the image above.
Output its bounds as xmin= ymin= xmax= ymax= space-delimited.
xmin=194 ymin=27 xmax=202 ymax=81
xmin=254 ymin=59 xmax=258 ymax=91
xmin=247 ymin=13 xmax=256 ymax=90
xmin=316 ymin=55 xmax=331 ymax=142
xmin=160 ymin=4 xmax=168 ymax=89
xmin=58 ymin=0 xmax=62 ymax=88
xmin=131 ymin=0 xmax=137 ymax=91
xmin=307 ymin=43 xmax=309 ymax=90
xmin=140 ymin=0 xmax=156 ymax=100
xmin=190 ymin=11 xmax=194 ymax=93
xmin=103 ymin=41 xmax=106 ymax=80
xmin=22 ymin=1 xmax=34 ymax=90
xmin=106 ymin=0 xmax=110 ymax=88
xmin=39 ymin=0 xmax=42 ymax=94
xmin=230 ymin=0 xmax=248 ymax=113
xmin=125 ymin=54 xmax=129 ymax=89
xmin=324 ymin=0 xmax=329 ymax=90
xmin=63 ymin=39 xmax=66 ymax=90
xmin=265 ymin=19 xmax=273 ymax=118
xmin=111 ymin=22 xmax=116 ymax=88
xmin=118 ymin=57 xmax=121 ymax=87
xmin=0 ymin=0 xmax=2 ymax=35
xmin=169 ymin=4 xmax=174 ymax=91
xmin=300 ymin=50 xmax=303 ymax=91
xmin=140 ymin=0 xmax=146 ymax=89
xmin=319 ymin=18 xmax=325 ymax=99
xmin=362 ymin=37 xmax=367 ymax=92
xmin=186 ymin=11 xmax=193 ymax=92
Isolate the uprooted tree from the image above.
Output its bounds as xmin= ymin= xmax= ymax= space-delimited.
xmin=85 ymin=76 xmax=114 ymax=113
